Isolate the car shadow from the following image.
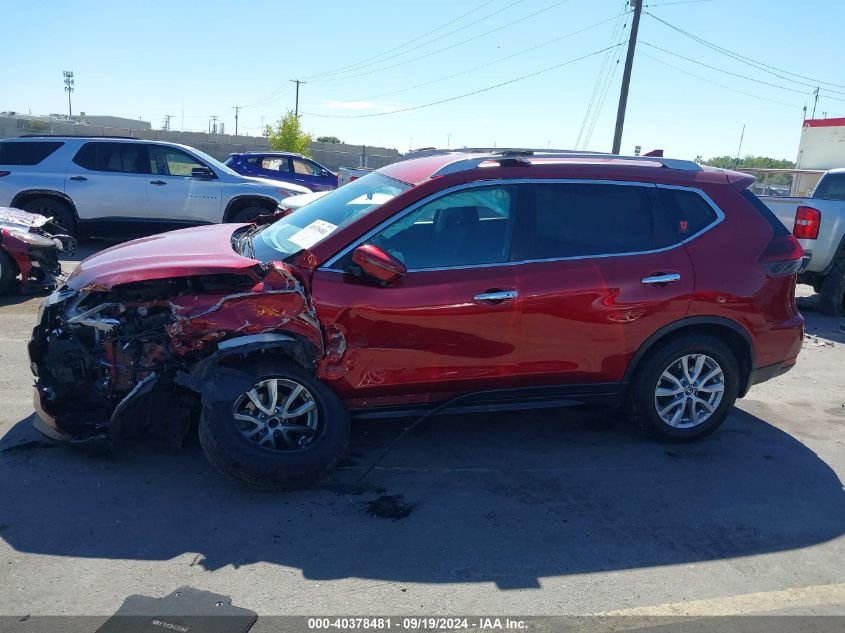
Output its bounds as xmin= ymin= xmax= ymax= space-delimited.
xmin=0 ymin=404 xmax=842 ymax=589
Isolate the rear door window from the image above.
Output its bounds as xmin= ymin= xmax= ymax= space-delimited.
xmin=292 ymin=158 xmax=321 ymax=176
xmin=73 ymin=142 xmax=150 ymax=173
xmin=261 ymin=156 xmax=291 ymax=172
xmin=657 ymin=187 xmax=719 ymax=240
xmin=511 ymin=183 xmax=674 ymax=261
xmin=0 ymin=141 xmax=64 ymax=165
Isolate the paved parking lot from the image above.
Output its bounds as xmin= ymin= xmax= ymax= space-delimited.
xmin=0 ymin=244 xmax=843 ymax=617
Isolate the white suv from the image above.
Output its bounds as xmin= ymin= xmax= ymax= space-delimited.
xmin=0 ymin=136 xmax=311 ymax=236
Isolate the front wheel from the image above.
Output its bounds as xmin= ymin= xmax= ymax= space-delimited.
xmin=199 ymin=359 xmax=350 ymax=490
xmin=22 ymin=197 xmax=76 ymax=236
xmin=625 ymin=335 xmax=739 ymax=442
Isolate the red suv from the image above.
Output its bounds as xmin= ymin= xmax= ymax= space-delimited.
xmin=29 ymin=151 xmax=804 ymax=489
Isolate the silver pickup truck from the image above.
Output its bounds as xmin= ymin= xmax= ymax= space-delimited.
xmin=753 ymin=168 xmax=845 ymax=315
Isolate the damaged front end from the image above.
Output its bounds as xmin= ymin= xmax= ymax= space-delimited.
xmin=0 ymin=207 xmax=76 ymax=295
xmin=29 ymin=263 xmax=322 ymax=448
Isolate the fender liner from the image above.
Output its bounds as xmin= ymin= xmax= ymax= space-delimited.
xmin=10 ymin=189 xmax=80 ymax=221
xmin=622 ymin=316 xmax=756 ymax=398
xmin=223 ymin=195 xmax=280 ymax=222
xmin=175 ymin=333 xmax=318 ymax=405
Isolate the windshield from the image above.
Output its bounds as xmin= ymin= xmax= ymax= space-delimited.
xmin=251 ymin=171 xmax=411 ymax=262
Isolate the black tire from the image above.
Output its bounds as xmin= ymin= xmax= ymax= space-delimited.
xmin=818 ymin=260 xmax=845 ymax=317
xmin=229 ymin=206 xmax=269 ymax=224
xmin=22 ymin=197 xmax=76 ymax=236
xmin=0 ymin=250 xmax=17 ymax=295
xmin=198 ymin=358 xmax=350 ymax=490
xmin=625 ymin=334 xmax=740 ymax=442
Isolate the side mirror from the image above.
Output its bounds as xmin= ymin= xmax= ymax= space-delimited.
xmin=351 ymin=244 xmax=406 ymax=285
xmin=191 ymin=166 xmax=215 ymax=179
xmin=320 ymin=169 xmax=331 ymax=177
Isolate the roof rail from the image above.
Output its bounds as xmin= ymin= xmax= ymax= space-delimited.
xmin=431 ymin=150 xmax=701 ymax=177
xmin=16 ymin=134 xmax=139 ymax=140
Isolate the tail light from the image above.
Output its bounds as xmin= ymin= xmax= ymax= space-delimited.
xmin=793 ymin=206 xmax=820 ymax=239
xmin=0 ymin=171 xmax=10 ymax=177
xmin=758 ymin=234 xmax=804 ymax=276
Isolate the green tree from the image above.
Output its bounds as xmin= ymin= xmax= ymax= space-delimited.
xmin=316 ymin=135 xmax=342 ymax=144
xmin=702 ymin=154 xmax=796 ymax=185
xmin=266 ymin=111 xmax=312 ymax=156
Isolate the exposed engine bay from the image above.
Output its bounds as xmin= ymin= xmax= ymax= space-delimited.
xmin=29 ymin=262 xmax=324 ymax=447
xmin=0 ymin=207 xmax=76 ymax=295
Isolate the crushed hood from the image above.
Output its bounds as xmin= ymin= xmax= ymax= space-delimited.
xmin=66 ymin=223 xmax=259 ymax=290
xmin=0 ymin=207 xmax=51 ymax=232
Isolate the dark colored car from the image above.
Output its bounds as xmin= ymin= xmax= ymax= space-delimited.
xmin=29 ymin=151 xmax=804 ymax=490
xmin=224 ymin=152 xmax=338 ymax=192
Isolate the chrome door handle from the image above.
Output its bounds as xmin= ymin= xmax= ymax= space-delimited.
xmin=641 ymin=273 xmax=681 ymax=285
xmin=474 ymin=290 xmax=518 ymax=302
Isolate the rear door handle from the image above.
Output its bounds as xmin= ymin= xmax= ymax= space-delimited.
xmin=150 ymin=180 xmax=167 ymax=186
xmin=641 ymin=273 xmax=681 ymax=285
xmin=474 ymin=290 xmax=518 ymax=302
xmin=69 ymin=176 xmax=87 ymax=182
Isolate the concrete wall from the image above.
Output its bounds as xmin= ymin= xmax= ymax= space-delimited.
xmin=0 ymin=117 xmax=400 ymax=171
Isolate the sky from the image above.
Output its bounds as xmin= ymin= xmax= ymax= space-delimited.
xmin=3 ymin=0 xmax=844 ymax=161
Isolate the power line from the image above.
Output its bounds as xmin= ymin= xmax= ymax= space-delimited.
xmin=584 ymin=21 xmax=628 ymax=148
xmin=640 ymin=41 xmax=812 ymax=95
xmin=646 ymin=12 xmax=845 ymax=91
xmin=345 ymin=12 xmax=625 ymax=104
xmin=576 ymin=1 xmax=628 ymax=149
xmin=311 ymin=0 xmax=579 ymax=83
xmin=302 ymin=44 xmax=621 ymax=119
xmin=304 ymin=0 xmax=509 ymax=80
xmin=640 ymin=50 xmax=800 ymax=109
xmin=644 ymin=0 xmax=715 ymax=7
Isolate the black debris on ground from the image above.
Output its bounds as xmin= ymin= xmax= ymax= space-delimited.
xmin=365 ymin=494 xmax=414 ymax=520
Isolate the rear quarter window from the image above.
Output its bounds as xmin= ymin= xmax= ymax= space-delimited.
xmin=657 ymin=188 xmax=720 ymax=239
xmin=0 ymin=141 xmax=64 ymax=165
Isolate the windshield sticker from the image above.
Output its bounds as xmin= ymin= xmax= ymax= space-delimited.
xmin=288 ymin=220 xmax=338 ymax=249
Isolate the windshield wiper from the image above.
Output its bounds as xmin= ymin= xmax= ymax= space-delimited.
xmin=236 ymin=225 xmax=261 ymax=259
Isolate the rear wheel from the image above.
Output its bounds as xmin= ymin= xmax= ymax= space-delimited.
xmin=0 ymin=250 xmax=16 ymax=295
xmin=626 ymin=334 xmax=739 ymax=441
xmin=22 ymin=197 xmax=76 ymax=236
xmin=230 ymin=205 xmax=270 ymax=224
xmin=818 ymin=260 xmax=845 ymax=316
xmin=199 ymin=359 xmax=350 ymax=490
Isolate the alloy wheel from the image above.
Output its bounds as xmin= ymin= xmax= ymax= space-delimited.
xmin=233 ymin=378 xmax=320 ymax=451
xmin=653 ymin=354 xmax=725 ymax=428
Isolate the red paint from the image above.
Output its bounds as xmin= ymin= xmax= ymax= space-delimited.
xmin=0 ymin=228 xmax=34 ymax=279
xmin=65 ymin=223 xmax=259 ymax=290
xmin=58 ymin=154 xmax=803 ymax=411
xmin=803 ymin=117 xmax=845 ymax=128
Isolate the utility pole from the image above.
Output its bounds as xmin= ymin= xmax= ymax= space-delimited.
xmin=611 ymin=0 xmax=642 ymax=155
xmin=233 ymin=106 xmax=241 ymax=135
xmin=811 ymin=86 xmax=819 ymax=119
xmin=733 ymin=124 xmax=745 ymax=167
xmin=290 ymin=79 xmax=305 ymax=116
xmin=209 ymin=115 xmax=219 ymax=134
xmin=162 ymin=114 xmax=172 ymax=131
xmin=63 ymin=70 xmax=74 ymax=118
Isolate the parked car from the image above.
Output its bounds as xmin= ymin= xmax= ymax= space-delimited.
xmin=0 ymin=207 xmax=75 ymax=295
xmin=337 ymin=166 xmax=372 ymax=187
xmin=224 ymin=152 xmax=337 ymax=191
xmin=0 ymin=136 xmax=311 ymax=237
xmin=752 ymin=167 xmax=845 ymax=315
xmin=29 ymin=151 xmax=804 ymax=490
